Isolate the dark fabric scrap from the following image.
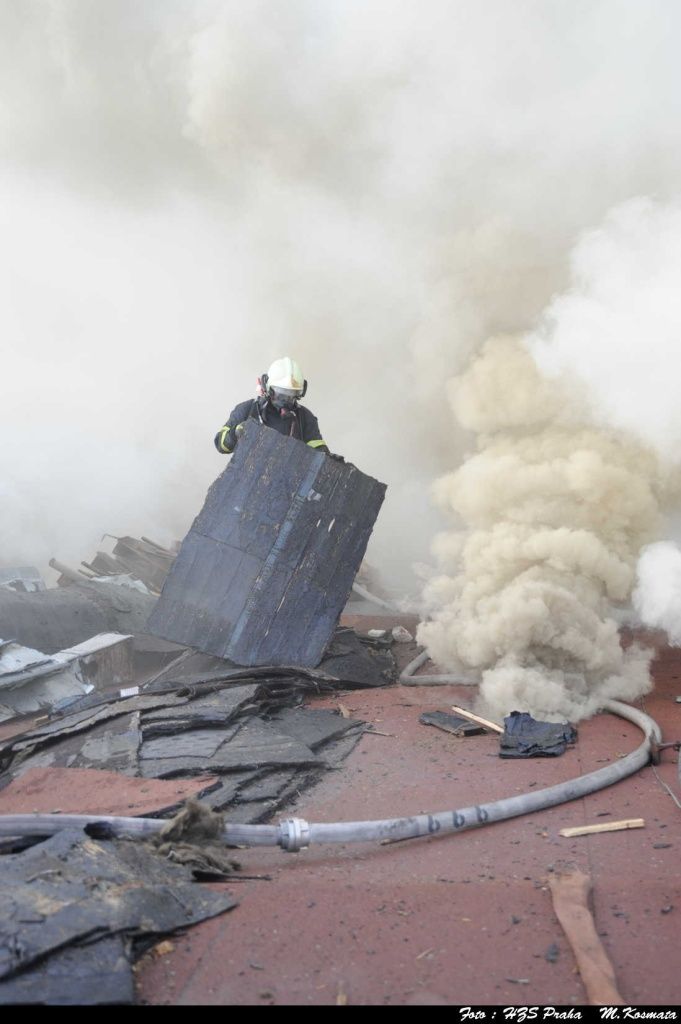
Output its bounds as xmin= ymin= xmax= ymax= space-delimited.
xmin=499 ymin=711 xmax=578 ymax=758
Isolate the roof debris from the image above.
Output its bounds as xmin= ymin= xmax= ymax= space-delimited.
xmin=0 ymin=828 xmax=237 ymax=1005
xmin=50 ymin=535 xmax=177 ymax=594
xmin=0 ymin=581 xmax=155 ymax=655
xmin=0 ymin=567 xmax=45 ymax=594
xmin=451 ymin=704 xmax=504 ymax=734
xmin=0 ymin=636 xmax=387 ymax=821
xmin=0 ymin=633 xmax=133 ymax=723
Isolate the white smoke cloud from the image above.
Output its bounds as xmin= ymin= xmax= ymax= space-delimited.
xmin=528 ymin=198 xmax=681 ymax=461
xmin=527 ymin=196 xmax=681 ymax=642
xmin=418 ymin=336 xmax=669 ymax=722
xmin=2 ymin=0 xmax=681 ymax=597
xmin=634 ymin=542 xmax=681 ymax=645
xmin=420 ymin=194 xmax=681 ymax=721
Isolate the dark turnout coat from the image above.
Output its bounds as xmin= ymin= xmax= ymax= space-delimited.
xmin=214 ymin=397 xmax=328 ymax=455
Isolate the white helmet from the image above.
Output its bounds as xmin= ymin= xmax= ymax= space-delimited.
xmin=263 ymin=356 xmax=307 ymax=409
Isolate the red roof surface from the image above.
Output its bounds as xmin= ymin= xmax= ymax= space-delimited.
xmin=131 ymin=631 xmax=681 ymax=1005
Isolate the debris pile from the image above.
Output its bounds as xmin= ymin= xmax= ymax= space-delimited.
xmin=0 ymin=567 xmax=45 ymax=594
xmin=0 ymin=828 xmax=237 ymax=1005
xmin=0 ymin=425 xmax=398 ymax=1003
xmin=0 ymin=633 xmax=133 ymax=722
xmin=50 ymin=535 xmax=178 ymax=594
xmin=0 ymin=631 xmax=394 ymax=822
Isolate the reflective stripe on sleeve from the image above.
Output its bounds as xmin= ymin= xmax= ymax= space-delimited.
xmin=306 ymin=439 xmax=326 ymax=449
xmin=218 ymin=427 xmax=233 ymax=453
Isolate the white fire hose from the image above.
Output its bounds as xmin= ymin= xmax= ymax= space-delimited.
xmin=0 ymin=649 xmax=662 ymax=853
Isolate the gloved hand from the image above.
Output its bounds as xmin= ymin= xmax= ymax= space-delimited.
xmin=234 ymin=423 xmax=246 ymax=440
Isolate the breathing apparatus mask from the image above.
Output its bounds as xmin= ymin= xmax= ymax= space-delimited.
xmin=269 ymin=385 xmax=302 ymax=413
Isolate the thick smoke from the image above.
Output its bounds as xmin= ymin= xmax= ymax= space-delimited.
xmin=634 ymin=543 xmax=681 ymax=645
xmin=3 ymin=1 xmax=681 ymax=594
xmin=418 ymin=337 xmax=671 ymax=721
xmin=529 ymin=198 xmax=681 ymax=462
xmin=419 ymin=197 xmax=681 ymax=722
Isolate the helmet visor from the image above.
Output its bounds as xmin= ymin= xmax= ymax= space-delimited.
xmin=270 ymin=386 xmax=301 ymax=410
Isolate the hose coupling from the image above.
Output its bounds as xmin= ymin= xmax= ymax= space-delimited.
xmin=279 ymin=817 xmax=311 ymax=852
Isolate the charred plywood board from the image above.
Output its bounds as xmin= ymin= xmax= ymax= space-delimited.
xmin=148 ymin=421 xmax=386 ymax=667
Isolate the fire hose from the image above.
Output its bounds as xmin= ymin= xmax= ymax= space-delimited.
xmin=0 ymin=652 xmax=662 ymax=853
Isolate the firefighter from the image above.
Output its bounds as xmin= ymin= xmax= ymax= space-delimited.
xmin=214 ymin=356 xmax=331 ymax=456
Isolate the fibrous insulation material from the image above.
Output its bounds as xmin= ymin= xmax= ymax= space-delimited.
xmin=418 ymin=337 xmax=673 ymax=723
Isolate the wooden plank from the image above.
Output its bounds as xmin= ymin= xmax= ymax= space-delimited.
xmin=559 ymin=818 xmax=644 ymax=838
xmin=450 ymin=704 xmax=504 ymax=734
xmin=549 ymin=867 xmax=624 ymax=1005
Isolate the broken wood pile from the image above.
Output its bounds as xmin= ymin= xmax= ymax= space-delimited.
xmin=50 ymin=535 xmax=178 ymax=594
